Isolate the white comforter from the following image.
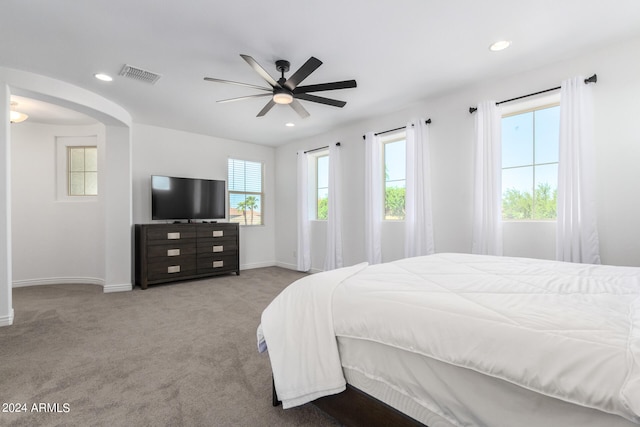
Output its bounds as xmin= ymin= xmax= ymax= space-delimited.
xmin=258 ymin=253 xmax=640 ymax=423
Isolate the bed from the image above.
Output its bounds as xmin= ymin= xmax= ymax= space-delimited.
xmin=257 ymin=253 xmax=640 ymax=427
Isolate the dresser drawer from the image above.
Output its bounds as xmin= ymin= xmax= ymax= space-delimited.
xmin=197 ymin=254 xmax=238 ymax=274
xmin=146 ymin=225 xmax=197 ymax=243
xmin=196 ymin=224 xmax=238 ymax=239
xmin=147 ymin=256 xmax=197 ymax=281
xmin=147 ymin=244 xmax=197 ymax=259
xmin=196 ymin=239 xmax=238 ymax=255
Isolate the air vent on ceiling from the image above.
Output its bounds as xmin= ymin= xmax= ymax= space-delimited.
xmin=119 ymin=64 xmax=162 ymax=84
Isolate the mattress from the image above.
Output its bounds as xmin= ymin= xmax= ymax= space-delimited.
xmin=259 ymin=253 xmax=640 ymax=424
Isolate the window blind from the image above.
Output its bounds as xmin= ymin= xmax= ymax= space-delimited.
xmin=228 ymin=159 xmax=262 ymax=193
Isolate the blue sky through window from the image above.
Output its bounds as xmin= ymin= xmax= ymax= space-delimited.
xmin=317 ymin=155 xmax=329 ymax=200
xmin=502 ymin=105 xmax=559 ymax=196
xmin=385 ymin=139 xmax=406 ymax=188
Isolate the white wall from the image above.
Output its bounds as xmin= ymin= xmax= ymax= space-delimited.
xmin=132 ymin=123 xmax=276 ymax=270
xmin=1 ymin=84 xmax=12 ymax=326
xmin=275 ymin=36 xmax=640 ymax=270
xmin=11 ymin=123 xmax=107 ymax=285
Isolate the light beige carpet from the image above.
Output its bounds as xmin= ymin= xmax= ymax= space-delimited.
xmin=0 ymin=267 xmax=340 ymax=427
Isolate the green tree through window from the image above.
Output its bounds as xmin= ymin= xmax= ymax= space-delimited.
xmin=383 ymin=135 xmax=406 ymax=220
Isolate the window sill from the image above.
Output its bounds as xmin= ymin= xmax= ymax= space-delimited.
xmin=55 ymin=196 xmax=99 ymax=203
xmin=502 ymin=219 xmax=556 ymax=223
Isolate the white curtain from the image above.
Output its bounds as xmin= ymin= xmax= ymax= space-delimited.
xmin=364 ymin=132 xmax=382 ymax=264
xmin=472 ymin=101 xmax=503 ymax=256
xmin=404 ymin=119 xmax=435 ymax=257
xmin=324 ymin=144 xmax=343 ymax=270
xmin=556 ymin=76 xmax=600 ymax=264
xmin=296 ymin=151 xmax=311 ymax=271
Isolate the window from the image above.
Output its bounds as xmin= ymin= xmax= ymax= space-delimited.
xmin=502 ymin=104 xmax=560 ymax=220
xmin=67 ymin=146 xmax=98 ymax=196
xmin=383 ymin=133 xmax=406 ymax=220
xmin=228 ymin=159 xmax=263 ymax=225
xmin=316 ymin=154 xmax=329 ymax=220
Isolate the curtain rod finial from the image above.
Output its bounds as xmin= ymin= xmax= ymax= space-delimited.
xmin=584 ymin=74 xmax=597 ymax=84
xmin=469 ymin=107 xmax=477 ymax=114
xmin=425 ymin=118 xmax=432 ymax=124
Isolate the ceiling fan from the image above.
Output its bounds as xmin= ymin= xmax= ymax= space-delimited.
xmin=204 ymin=54 xmax=357 ymax=118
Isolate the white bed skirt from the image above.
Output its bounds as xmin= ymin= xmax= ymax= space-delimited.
xmin=339 ymin=336 xmax=639 ymax=427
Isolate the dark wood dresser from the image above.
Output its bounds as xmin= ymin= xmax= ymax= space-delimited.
xmin=135 ymin=222 xmax=239 ymax=289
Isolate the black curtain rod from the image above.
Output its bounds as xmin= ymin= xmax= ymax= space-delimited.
xmin=468 ymin=74 xmax=597 ymax=114
xmin=361 ymin=118 xmax=432 ymax=140
xmin=303 ymin=142 xmax=340 ymax=154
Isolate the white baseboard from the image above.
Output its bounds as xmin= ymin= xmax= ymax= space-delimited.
xmin=103 ymin=283 xmax=132 ymax=293
xmin=0 ymin=308 xmax=14 ymax=327
xmin=13 ymin=277 xmax=105 ymax=288
xmin=274 ymin=261 xmax=298 ymax=271
xmin=274 ymin=261 xmax=321 ymax=274
xmin=12 ymin=277 xmax=130 ymax=293
xmin=240 ymin=261 xmax=277 ymax=270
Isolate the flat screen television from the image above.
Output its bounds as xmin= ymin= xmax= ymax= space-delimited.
xmin=151 ymin=175 xmax=226 ymax=221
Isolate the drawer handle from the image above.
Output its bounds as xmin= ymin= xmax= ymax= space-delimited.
xmin=167 ymin=232 xmax=180 ymax=240
xmin=212 ymin=245 xmax=224 ymax=253
xmin=212 ymin=230 xmax=224 ymax=237
xmin=212 ymin=260 xmax=224 ymax=268
xmin=167 ymin=249 xmax=180 ymax=257
xmin=167 ymin=265 xmax=181 ymax=274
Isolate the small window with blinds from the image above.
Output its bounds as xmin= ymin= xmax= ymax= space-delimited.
xmin=228 ymin=158 xmax=264 ymax=226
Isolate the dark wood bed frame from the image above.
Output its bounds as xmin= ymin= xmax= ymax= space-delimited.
xmin=272 ymin=377 xmax=426 ymax=427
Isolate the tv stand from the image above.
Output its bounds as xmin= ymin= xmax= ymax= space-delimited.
xmin=135 ymin=222 xmax=240 ymax=289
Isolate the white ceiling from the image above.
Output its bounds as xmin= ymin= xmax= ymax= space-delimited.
xmin=2 ymin=0 xmax=640 ymax=146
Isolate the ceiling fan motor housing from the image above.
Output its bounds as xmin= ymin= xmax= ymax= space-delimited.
xmin=275 ymin=60 xmax=290 ymax=73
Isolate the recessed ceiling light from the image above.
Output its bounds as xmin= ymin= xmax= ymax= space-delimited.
xmin=489 ymin=40 xmax=511 ymax=51
xmin=285 ymin=122 xmax=295 ymax=127
xmin=94 ymin=73 xmax=113 ymax=82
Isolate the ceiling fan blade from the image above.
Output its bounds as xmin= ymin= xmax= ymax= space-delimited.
xmin=284 ymin=57 xmax=323 ymax=91
xmin=293 ymin=79 xmax=357 ymax=94
xmin=204 ymin=77 xmax=272 ymax=92
xmin=295 ymin=93 xmax=346 ymax=108
xmin=240 ymin=54 xmax=280 ymax=88
xmin=257 ymin=99 xmax=276 ymax=117
xmin=217 ymin=93 xmax=272 ymax=104
xmin=289 ymin=99 xmax=310 ymax=118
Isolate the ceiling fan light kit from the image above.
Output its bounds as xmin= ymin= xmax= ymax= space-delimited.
xmin=204 ymin=54 xmax=357 ymax=118
xmin=273 ymin=90 xmax=293 ymax=105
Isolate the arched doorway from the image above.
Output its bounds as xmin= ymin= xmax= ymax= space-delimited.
xmin=1 ymin=67 xmax=133 ymax=326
